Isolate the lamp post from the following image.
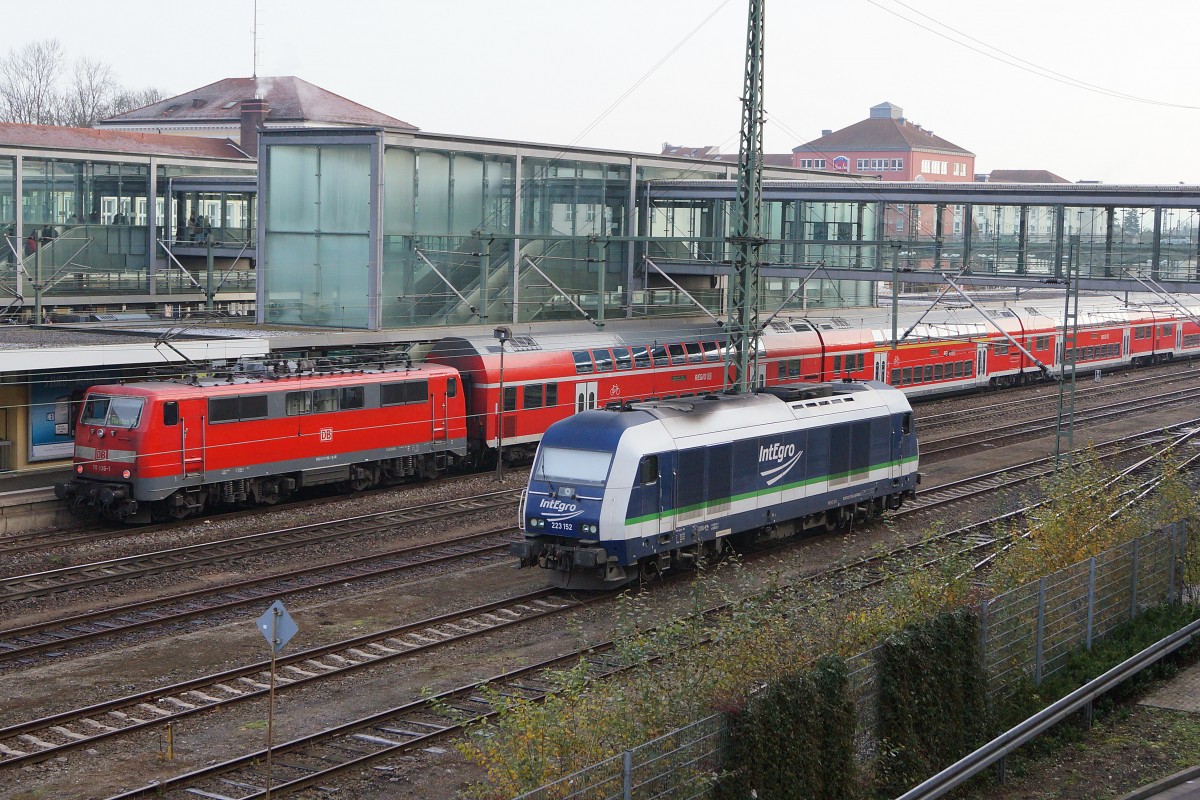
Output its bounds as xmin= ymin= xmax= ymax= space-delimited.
xmin=494 ymin=326 xmax=511 ymax=480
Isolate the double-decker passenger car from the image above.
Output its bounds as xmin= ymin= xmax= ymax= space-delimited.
xmin=513 ymin=381 xmax=919 ymax=589
xmin=55 ymin=364 xmax=466 ymax=522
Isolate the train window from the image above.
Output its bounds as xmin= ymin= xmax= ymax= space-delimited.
xmin=524 ymin=384 xmax=543 ymax=409
xmin=902 ymin=413 xmax=912 ymax=435
xmin=923 ymin=365 xmax=933 ymax=382
xmin=613 ymin=347 xmax=633 ymax=370
xmin=911 ymin=367 xmax=923 ymax=384
xmin=789 ymin=359 xmax=801 ymax=378
xmin=834 ymin=355 xmax=842 ymax=373
xmin=685 ymin=342 xmax=703 ymax=363
xmin=1037 ymin=336 xmax=1049 ymax=350
xmin=162 ymin=401 xmax=179 ymax=426
xmin=546 ymin=383 xmax=559 ymax=408
xmin=1164 ymin=324 xmax=1174 ymax=335
xmin=638 ymin=455 xmax=659 ymax=485
xmin=994 ymin=343 xmax=1009 ymax=355
xmin=312 ymin=389 xmax=338 ymax=413
xmin=445 ymin=378 xmax=457 ymax=398
xmin=703 ymin=341 xmax=721 ymax=362
xmin=667 ymin=343 xmax=686 ymax=365
xmin=777 ymin=362 xmax=787 ymax=380
xmin=964 ymin=361 xmax=973 ymax=377
xmin=592 ymin=349 xmax=614 ymax=372
xmin=934 ymin=364 xmax=944 ymax=381
xmin=890 ymin=368 xmax=900 ymax=384
xmin=381 ymin=380 xmax=429 ymax=406
xmin=286 ymin=391 xmax=313 ymax=416
xmin=632 ymin=346 xmax=651 ymax=368
xmin=901 ymin=367 xmax=912 ymax=385
xmin=208 ymin=397 xmax=239 ymax=423
xmin=503 ymin=386 xmax=518 ymax=412
xmin=340 ymin=386 xmax=365 ymax=409
xmin=954 ymin=362 xmax=963 ymax=378
xmin=240 ymin=394 xmax=268 ymax=420
xmin=572 ymin=351 xmax=594 ymax=374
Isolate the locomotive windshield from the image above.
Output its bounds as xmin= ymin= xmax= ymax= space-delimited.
xmin=81 ymin=395 xmax=145 ymax=429
xmin=533 ymin=446 xmax=613 ymax=486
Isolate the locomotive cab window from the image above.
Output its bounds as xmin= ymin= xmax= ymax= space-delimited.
xmin=446 ymin=378 xmax=458 ymax=398
xmin=902 ymin=413 xmax=912 ymax=435
xmin=638 ymin=454 xmax=659 ymax=485
xmin=162 ymin=401 xmax=179 ymax=426
xmin=82 ymin=395 xmax=145 ymax=429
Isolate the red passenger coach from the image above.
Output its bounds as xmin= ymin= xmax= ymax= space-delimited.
xmin=56 ymin=365 xmax=467 ymax=522
xmin=426 ymin=325 xmax=739 ymax=466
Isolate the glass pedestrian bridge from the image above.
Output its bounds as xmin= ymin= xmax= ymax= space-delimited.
xmin=255 ymin=127 xmax=1200 ymax=331
xmin=0 ymin=138 xmax=255 ymax=320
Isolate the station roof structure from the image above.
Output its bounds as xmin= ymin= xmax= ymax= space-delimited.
xmin=0 ymin=122 xmax=251 ymax=161
xmin=99 ymin=76 xmax=417 ymax=135
xmin=984 ymin=169 xmax=1072 ymax=183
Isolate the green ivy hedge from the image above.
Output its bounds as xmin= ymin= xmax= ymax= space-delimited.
xmin=719 ymin=655 xmax=858 ymax=800
xmin=876 ymin=608 xmax=989 ymax=796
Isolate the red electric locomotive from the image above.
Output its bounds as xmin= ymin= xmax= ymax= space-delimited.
xmin=55 ymin=364 xmax=466 ymax=522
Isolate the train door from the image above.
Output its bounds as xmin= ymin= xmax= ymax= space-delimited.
xmin=976 ymin=344 xmax=988 ymax=385
xmin=180 ymin=402 xmax=203 ymax=476
xmin=1122 ymin=329 xmax=1130 ymax=363
xmin=1177 ymin=325 xmax=1183 ymax=354
xmin=873 ymin=352 xmax=888 ymax=383
xmin=431 ymin=382 xmax=446 ymax=442
xmin=574 ymin=381 xmax=598 ymax=414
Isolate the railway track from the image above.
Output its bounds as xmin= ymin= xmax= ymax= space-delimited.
xmin=0 ymin=488 xmax=522 ymax=602
xmin=8 ymin=425 xmax=1196 ymax=796
xmin=920 ymin=384 xmax=1200 ymax=459
xmin=0 ymin=526 xmax=519 ymax=666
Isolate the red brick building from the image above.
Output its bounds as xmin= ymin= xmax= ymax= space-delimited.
xmin=791 ymin=102 xmax=974 ymax=181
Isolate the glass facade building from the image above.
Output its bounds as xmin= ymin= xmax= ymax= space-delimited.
xmin=259 ymin=130 xmax=1200 ymax=331
xmin=0 ymin=137 xmax=255 ymax=319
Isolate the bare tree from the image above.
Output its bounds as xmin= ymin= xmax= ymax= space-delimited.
xmin=110 ymin=86 xmax=164 ymax=116
xmin=0 ymin=39 xmax=165 ymax=127
xmin=61 ymin=56 xmax=116 ymax=127
xmin=0 ymin=39 xmax=65 ymax=125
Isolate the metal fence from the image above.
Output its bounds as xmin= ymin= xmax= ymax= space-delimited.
xmin=511 ymin=523 xmax=1188 ymax=800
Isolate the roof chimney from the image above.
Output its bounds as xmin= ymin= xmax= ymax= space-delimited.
xmin=239 ymin=98 xmax=269 ymax=155
xmin=821 ymin=129 xmax=832 ymax=137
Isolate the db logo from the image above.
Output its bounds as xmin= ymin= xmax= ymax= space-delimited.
xmin=608 ymin=385 xmax=621 ymax=397
xmin=319 ymin=428 xmax=333 ymax=442
xmin=96 ymin=449 xmax=108 ymax=460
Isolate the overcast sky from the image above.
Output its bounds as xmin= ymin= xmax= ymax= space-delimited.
xmin=24 ymin=0 xmax=1200 ymax=184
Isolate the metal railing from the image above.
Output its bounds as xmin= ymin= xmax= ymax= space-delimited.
xmin=510 ymin=522 xmax=1189 ymax=800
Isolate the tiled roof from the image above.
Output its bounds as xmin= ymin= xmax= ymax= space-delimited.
xmin=986 ymin=169 xmax=1071 ymax=183
xmin=794 ymin=117 xmax=972 ymax=156
xmin=0 ymin=122 xmax=252 ymax=159
xmin=100 ymin=76 xmax=416 ymax=130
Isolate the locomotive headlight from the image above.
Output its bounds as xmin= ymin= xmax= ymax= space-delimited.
xmin=76 ymin=465 xmax=83 ymax=474
xmin=582 ymin=523 xmax=598 ymax=534
xmin=122 ymin=469 xmax=131 ymax=479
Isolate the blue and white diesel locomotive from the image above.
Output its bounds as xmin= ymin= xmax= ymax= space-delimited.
xmin=513 ymin=381 xmax=919 ymax=589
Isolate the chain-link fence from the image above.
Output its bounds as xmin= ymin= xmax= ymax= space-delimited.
xmin=512 ymin=523 xmax=1188 ymax=800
